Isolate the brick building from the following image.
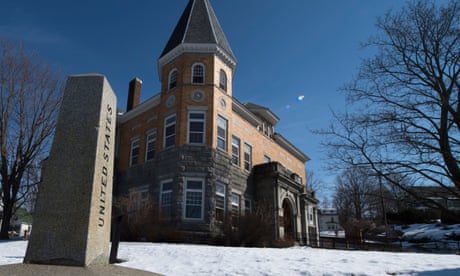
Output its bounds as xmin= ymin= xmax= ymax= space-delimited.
xmin=115 ymin=0 xmax=319 ymax=245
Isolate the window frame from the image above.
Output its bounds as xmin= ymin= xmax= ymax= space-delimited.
xmin=128 ymin=185 xmax=149 ymax=213
xmin=244 ymin=198 xmax=251 ymax=215
xmin=219 ymin=69 xmax=227 ymax=91
xmin=187 ymin=111 xmax=206 ymax=144
xmin=160 ymin=179 xmax=173 ymax=219
xmin=217 ymin=116 xmax=228 ymax=151
xmin=168 ymin=69 xmax=178 ymax=90
xmin=163 ymin=114 xmax=176 ymax=148
xmin=129 ymin=138 xmax=140 ymax=167
xmin=215 ymin=182 xmax=227 ymax=222
xmin=145 ymin=128 xmax=157 ymax=161
xmin=231 ymin=193 xmax=240 ymax=226
xmin=243 ymin=143 xmax=252 ymax=171
xmin=231 ymin=136 xmax=240 ymax=165
xmin=192 ymin=63 xmax=205 ymax=84
xmin=183 ymin=178 xmax=205 ymax=220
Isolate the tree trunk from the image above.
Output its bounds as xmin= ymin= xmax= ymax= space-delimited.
xmin=0 ymin=203 xmax=13 ymax=239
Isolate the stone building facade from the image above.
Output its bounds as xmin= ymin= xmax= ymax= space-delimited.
xmin=115 ymin=0 xmax=319 ymax=245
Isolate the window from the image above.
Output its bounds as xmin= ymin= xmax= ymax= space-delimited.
xmin=168 ymin=69 xmax=178 ymax=90
xmin=219 ymin=69 xmax=227 ymax=91
xmin=145 ymin=129 xmax=157 ymax=161
xmin=130 ymin=138 xmax=140 ymax=166
xmin=231 ymin=136 xmax=240 ymax=165
xmin=217 ymin=116 xmax=227 ymax=150
xmin=292 ymin=174 xmax=302 ymax=185
xmin=164 ymin=114 xmax=176 ymax=148
xmin=231 ymin=193 xmax=240 ymax=226
xmin=188 ymin=112 xmax=206 ymax=144
xmin=129 ymin=186 xmax=149 ymax=212
xmin=160 ymin=180 xmax=173 ymax=218
xmin=244 ymin=143 xmax=252 ymax=171
xmin=215 ymin=182 xmax=226 ymax=222
xmin=264 ymin=155 xmax=271 ymax=163
xmin=244 ymin=198 xmax=251 ymax=215
xmin=192 ymin=63 xmax=205 ymax=84
xmin=184 ymin=178 xmax=205 ymax=220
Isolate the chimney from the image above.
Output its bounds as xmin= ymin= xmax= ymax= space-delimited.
xmin=126 ymin=78 xmax=142 ymax=112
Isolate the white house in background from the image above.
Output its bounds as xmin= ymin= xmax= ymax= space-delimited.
xmin=318 ymin=208 xmax=343 ymax=236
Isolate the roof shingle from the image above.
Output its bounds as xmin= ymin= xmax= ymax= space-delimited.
xmin=160 ymin=0 xmax=236 ymax=62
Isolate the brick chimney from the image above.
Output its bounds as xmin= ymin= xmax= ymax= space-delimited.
xmin=126 ymin=78 xmax=142 ymax=112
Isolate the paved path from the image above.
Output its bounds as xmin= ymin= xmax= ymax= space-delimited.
xmin=0 ymin=263 xmax=160 ymax=275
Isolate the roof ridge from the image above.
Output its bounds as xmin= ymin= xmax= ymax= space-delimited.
xmin=203 ymin=0 xmax=218 ymax=44
xmin=182 ymin=0 xmax=195 ymax=44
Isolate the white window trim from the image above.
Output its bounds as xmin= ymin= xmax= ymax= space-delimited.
xmin=216 ymin=182 xmax=227 ymax=210
xmin=160 ymin=179 xmax=173 ymax=216
xmin=128 ymin=185 xmax=149 ymax=212
xmin=145 ymin=128 xmax=157 ymax=161
xmin=231 ymin=136 xmax=240 ymax=165
xmin=244 ymin=198 xmax=252 ymax=215
xmin=187 ymin=111 xmax=206 ymax=144
xmin=191 ymin=63 xmax=205 ymax=84
xmin=243 ymin=142 xmax=252 ymax=171
xmin=168 ymin=68 xmax=178 ymax=90
xmin=129 ymin=137 xmax=140 ymax=167
xmin=219 ymin=69 xmax=227 ymax=91
xmin=163 ymin=114 xmax=176 ymax=148
xmin=217 ymin=115 xmax=228 ymax=151
xmin=231 ymin=192 xmax=241 ymax=219
xmin=183 ymin=177 xmax=205 ymax=221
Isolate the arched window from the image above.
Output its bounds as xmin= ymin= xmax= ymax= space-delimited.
xmin=219 ymin=69 xmax=227 ymax=91
xmin=192 ymin=63 xmax=205 ymax=84
xmin=168 ymin=69 xmax=178 ymax=90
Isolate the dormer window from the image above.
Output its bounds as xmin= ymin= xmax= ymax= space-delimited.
xmin=168 ymin=69 xmax=178 ymax=90
xmin=192 ymin=63 xmax=205 ymax=84
xmin=219 ymin=69 xmax=227 ymax=91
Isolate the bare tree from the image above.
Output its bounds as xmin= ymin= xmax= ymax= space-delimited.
xmin=333 ymin=167 xmax=375 ymax=225
xmin=318 ymin=1 xmax=460 ymax=210
xmin=305 ymin=170 xmax=323 ymax=194
xmin=0 ymin=41 xmax=62 ymax=239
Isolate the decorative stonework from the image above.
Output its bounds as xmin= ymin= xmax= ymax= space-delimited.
xmin=191 ymin=90 xmax=205 ymax=102
xmin=219 ymin=97 xmax=226 ymax=109
xmin=166 ymin=95 xmax=176 ymax=107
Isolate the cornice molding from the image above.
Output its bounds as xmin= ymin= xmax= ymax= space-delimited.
xmin=158 ymin=43 xmax=237 ymax=81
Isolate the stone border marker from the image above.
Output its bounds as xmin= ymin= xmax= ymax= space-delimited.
xmin=24 ymin=74 xmax=117 ymax=266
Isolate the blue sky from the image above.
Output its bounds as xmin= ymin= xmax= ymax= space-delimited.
xmin=1 ymin=0 xmax=415 ymax=201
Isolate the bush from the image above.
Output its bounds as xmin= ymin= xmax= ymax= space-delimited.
xmin=212 ymin=200 xmax=293 ymax=248
xmin=117 ymin=196 xmax=184 ymax=243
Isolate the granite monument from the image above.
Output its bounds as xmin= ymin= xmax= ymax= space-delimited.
xmin=24 ymin=74 xmax=117 ymax=266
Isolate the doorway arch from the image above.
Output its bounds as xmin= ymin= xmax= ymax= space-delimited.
xmin=282 ymin=198 xmax=294 ymax=239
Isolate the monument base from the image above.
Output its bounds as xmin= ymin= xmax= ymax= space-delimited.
xmin=0 ymin=263 xmax=160 ymax=276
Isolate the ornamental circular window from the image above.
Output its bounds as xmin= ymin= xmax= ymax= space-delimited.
xmin=220 ymin=97 xmax=226 ymax=109
xmin=191 ymin=90 xmax=205 ymax=102
xmin=166 ymin=95 xmax=176 ymax=107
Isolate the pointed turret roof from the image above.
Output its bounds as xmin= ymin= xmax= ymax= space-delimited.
xmin=158 ymin=0 xmax=237 ymax=75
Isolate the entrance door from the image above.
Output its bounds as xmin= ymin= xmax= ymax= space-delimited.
xmin=282 ymin=199 xmax=294 ymax=239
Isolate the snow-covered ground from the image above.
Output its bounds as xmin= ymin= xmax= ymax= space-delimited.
xmin=1 ymin=240 xmax=459 ymax=275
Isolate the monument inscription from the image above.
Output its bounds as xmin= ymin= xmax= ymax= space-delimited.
xmin=98 ymin=103 xmax=113 ymax=228
xmin=24 ymin=74 xmax=117 ymax=266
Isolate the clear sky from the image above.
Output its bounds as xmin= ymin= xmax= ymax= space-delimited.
xmin=1 ymin=0 xmax=414 ymax=201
